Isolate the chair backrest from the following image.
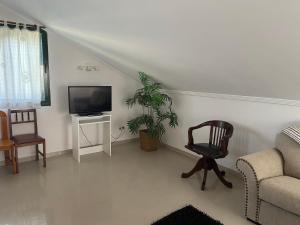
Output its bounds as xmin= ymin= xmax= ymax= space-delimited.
xmin=8 ymin=109 xmax=38 ymax=137
xmin=0 ymin=111 xmax=9 ymax=140
xmin=208 ymin=120 xmax=233 ymax=150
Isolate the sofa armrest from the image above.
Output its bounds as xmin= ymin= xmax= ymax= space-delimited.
xmin=236 ymin=149 xmax=283 ymax=222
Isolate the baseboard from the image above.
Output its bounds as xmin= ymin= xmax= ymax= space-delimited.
xmin=0 ymin=137 xmax=139 ymax=166
xmin=162 ymin=143 xmax=200 ymax=159
xmin=162 ymin=142 xmax=241 ymax=178
xmin=112 ymin=137 xmax=139 ymax=146
xmin=0 ymin=148 xmax=72 ymax=166
xmin=1 ymin=138 xmax=241 ymax=179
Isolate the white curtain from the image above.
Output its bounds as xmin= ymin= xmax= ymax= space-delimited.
xmin=0 ymin=26 xmax=43 ymax=108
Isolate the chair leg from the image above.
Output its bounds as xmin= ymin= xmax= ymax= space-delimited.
xmin=212 ymin=160 xmax=232 ymax=188
xmin=15 ymin=146 xmax=19 ymax=174
xmin=35 ymin=144 xmax=39 ymax=161
xmin=201 ymin=169 xmax=208 ymax=191
xmin=4 ymin=151 xmax=10 ymax=166
xmin=11 ymin=146 xmax=17 ymax=174
xmin=181 ymin=158 xmax=203 ymax=178
xmin=42 ymin=141 xmax=46 ymax=168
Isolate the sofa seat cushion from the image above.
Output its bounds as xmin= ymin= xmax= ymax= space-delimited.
xmin=260 ymin=176 xmax=300 ymax=216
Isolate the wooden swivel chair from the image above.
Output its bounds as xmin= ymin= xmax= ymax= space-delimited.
xmin=0 ymin=111 xmax=16 ymax=174
xmin=8 ymin=109 xmax=46 ymax=173
xmin=181 ymin=120 xmax=234 ymax=190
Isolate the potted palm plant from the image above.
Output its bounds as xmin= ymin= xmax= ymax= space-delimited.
xmin=126 ymin=72 xmax=178 ymax=151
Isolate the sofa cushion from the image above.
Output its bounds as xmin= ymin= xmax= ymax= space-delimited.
xmin=260 ymin=176 xmax=300 ymax=216
xmin=275 ymin=133 xmax=300 ymax=179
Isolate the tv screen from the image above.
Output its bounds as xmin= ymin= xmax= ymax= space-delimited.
xmin=68 ymin=86 xmax=112 ymax=115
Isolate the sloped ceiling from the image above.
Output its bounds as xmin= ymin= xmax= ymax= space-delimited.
xmin=1 ymin=0 xmax=300 ymax=99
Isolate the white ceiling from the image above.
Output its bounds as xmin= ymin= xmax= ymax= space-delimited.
xmin=1 ymin=0 xmax=300 ymax=99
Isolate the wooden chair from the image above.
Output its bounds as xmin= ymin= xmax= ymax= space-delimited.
xmin=181 ymin=120 xmax=234 ymax=190
xmin=8 ymin=109 xmax=46 ymax=173
xmin=0 ymin=111 xmax=16 ymax=174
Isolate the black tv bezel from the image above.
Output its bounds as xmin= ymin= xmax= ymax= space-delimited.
xmin=68 ymin=86 xmax=112 ymax=115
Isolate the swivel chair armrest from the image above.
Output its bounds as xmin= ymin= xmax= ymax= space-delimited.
xmin=187 ymin=121 xmax=211 ymax=145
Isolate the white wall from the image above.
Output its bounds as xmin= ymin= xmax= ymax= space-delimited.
xmin=163 ymin=91 xmax=300 ymax=169
xmin=2 ymin=3 xmax=300 ymax=172
xmin=0 ymin=5 xmax=139 ymax=160
xmin=3 ymin=1 xmax=300 ymax=100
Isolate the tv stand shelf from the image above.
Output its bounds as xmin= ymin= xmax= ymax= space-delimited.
xmin=71 ymin=114 xmax=111 ymax=162
xmin=79 ymin=118 xmax=110 ymax=125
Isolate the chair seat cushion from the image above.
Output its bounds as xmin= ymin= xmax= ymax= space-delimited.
xmin=260 ymin=176 xmax=300 ymax=216
xmin=0 ymin=139 xmax=14 ymax=150
xmin=12 ymin=134 xmax=45 ymax=145
xmin=186 ymin=143 xmax=225 ymax=158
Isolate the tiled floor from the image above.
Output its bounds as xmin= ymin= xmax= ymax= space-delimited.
xmin=0 ymin=141 xmax=252 ymax=225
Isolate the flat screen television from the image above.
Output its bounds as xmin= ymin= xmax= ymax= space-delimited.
xmin=68 ymin=86 xmax=112 ymax=115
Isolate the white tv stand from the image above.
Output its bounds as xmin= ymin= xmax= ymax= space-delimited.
xmin=71 ymin=114 xmax=111 ymax=162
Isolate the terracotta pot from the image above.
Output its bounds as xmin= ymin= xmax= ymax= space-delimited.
xmin=139 ymin=129 xmax=159 ymax=151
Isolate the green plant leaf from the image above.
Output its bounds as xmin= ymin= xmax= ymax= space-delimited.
xmin=126 ymin=72 xmax=178 ymax=139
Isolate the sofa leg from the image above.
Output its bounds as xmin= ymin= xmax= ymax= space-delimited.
xmin=247 ymin=218 xmax=261 ymax=225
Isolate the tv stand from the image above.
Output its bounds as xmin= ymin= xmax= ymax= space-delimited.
xmin=71 ymin=113 xmax=111 ymax=162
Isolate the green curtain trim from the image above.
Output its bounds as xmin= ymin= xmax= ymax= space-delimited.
xmin=40 ymin=28 xmax=51 ymax=106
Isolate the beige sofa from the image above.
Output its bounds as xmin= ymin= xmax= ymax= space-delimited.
xmin=236 ymin=133 xmax=300 ymax=225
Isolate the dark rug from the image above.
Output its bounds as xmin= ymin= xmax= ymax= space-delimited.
xmin=151 ymin=205 xmax=224 ymax=225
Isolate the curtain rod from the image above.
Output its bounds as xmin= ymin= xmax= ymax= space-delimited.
xmin=0 ymin=20 xmax=46 ymax=29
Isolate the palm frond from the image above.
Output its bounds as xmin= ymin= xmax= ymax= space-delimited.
xmin=126 ymin=72 xmax=178 ymax=139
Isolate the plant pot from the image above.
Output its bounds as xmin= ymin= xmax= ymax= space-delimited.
xmin=139 ymin=129 xmax=159 ymax=151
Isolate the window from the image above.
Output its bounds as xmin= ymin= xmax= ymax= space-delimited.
xmin=0 ymin=23 xmax=50 ymax=108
